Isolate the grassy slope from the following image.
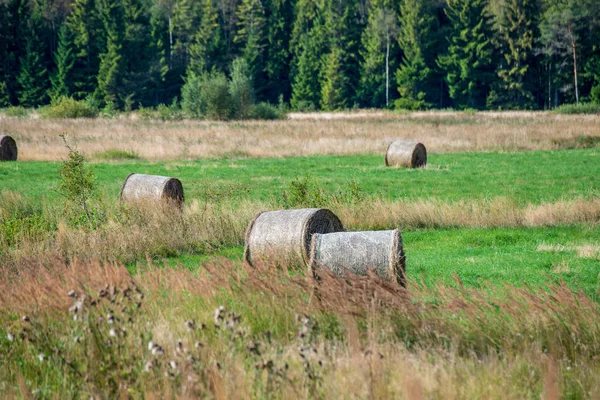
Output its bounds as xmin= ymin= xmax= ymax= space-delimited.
xmin=1 ymin=149 xmax=599 ymax=204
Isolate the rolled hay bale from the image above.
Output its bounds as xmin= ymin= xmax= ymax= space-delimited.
xmin=244 ymin=208 xmax=344 ymax=268
xmin=0 ymin=135 xmax=18 ymax=161
xmin=385 ymin=140 xmax=426 ymax=168
xmin=120 ymin=173 xmax=184 ymax=207
xmin=309 ymin=229 xmax=406 ymax=285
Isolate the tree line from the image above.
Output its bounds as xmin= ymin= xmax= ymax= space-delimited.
xmin=1 ymin=0 xmax=599 ymax=112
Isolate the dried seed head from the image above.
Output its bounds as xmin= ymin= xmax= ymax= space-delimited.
xmin=185 ymin=320 xmax=195 ymax=330
xmin=22 ymin=315 xmax=30 ymax=322
xmin=143 ymin=360 xmax=155 ymax=372
xmin=109 ymin=329 xmax=117 ymax=337
xmin=148 ymin=341 xmax=154 ymax=351
xmin=194 ymin=341 xmax=203 ymax=349
xmin=67 ymin=290 xmax=77 ymax=298
xmin=74 ymin=336 xmax=81 ymax=344
xmin=169 ymin=360 xmax=177 ymax=370
xmin=38 ymin=353 xmax=44 ymax=362
xmin=7 ymin=333 xmax=14 ymax=342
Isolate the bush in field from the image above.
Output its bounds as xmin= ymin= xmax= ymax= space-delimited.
xmin=181 ymin=71 xmax=232 ymax=120
xmin=2 ymin=106 xmax=29 ymax=118
xmin=229 ymin=58 xmax=254 ymax=119
xmin=248 ymin=102 xmax=286 ymax=120
xmin=552 ymin=102 xmax=600 ymax=114
xmin=41 ymin=97 xmax=99 ymax=118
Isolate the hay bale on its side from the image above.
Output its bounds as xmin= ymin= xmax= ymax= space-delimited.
xmin=385 ymin=140 xmax=426 ymax=168
xmin=310 ymin=229 xmax=405 ymax=285
xmin=120 ymin=173 xmax=184 ymax=207
xmin=244 ymin=208 xmax=344 ymax=267
xmin=0 ymin=135 xmax=18 ymax=161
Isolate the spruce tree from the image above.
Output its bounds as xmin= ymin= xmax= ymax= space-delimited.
xmin=50 ymin=24 xmax=75 ymax=101
xmin=437 ymin=0 xmax=496 ymax=109
xmin=234 ymin=0 xmax=267 ymax=98
xmin=148 ymin=5 xmax=170 ymax=105
xmin=290 ymin=0 xmax=327 ymax=110
xmin=188 ymin=0 xmax=221 ymax=76
xmin=321 ymin=48 xmax=347 ymax=110
xmin=263 ymin=0 xmax=294 ymax=103
xmin=395 ymin=0 xmax=439 ymax=110
xmin=95 ymin=0 xmax=126 ymax=106
xmin=488 ymin=0 xmax=537 ymax=109
xmin=17 ymin=4 xmax=49 ymax=107
xmin=358 ymin=0 xmax=399 ymax=108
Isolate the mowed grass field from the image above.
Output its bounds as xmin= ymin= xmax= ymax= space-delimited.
xmin=1 ymin=113 xmax=600 ymax=398
xmin=2 ymin=149 xmax=599 ymax=294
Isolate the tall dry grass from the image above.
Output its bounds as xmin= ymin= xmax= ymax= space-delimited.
xmin=1 ymin=193 xmax=599 ymax=269
xmin=1 ymin=258 xmax=599 ymax=398
xmin=1 ymin=110 xmax=599 ymax=161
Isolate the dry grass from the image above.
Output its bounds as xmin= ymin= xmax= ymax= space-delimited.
xmin=2 ymin=110 xmax=599 ymax=161
xmin=1 ymin=258 xmax=600 ymax=398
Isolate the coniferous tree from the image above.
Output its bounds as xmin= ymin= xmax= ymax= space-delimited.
xmin=321 ymin=47 xmax=347 ymax=110
xmin=66 ymin=0 xmax=102 ymax=99
xmin=188 ymin=0 xmax=222 ymax=76
xmin=17 ymin=3 xmax=49 ymax=107
xmin=488 ymin=0 xmax=537 ymax=109
xmin=0 ymin=1 xmax=13 ymax=106
xmin=50 ymin=24 xmax=75 ymax=100
xmin=148 ymin=4 xmax=170 ymax=105
xmin=290 ymin=0 xmax=327 ymax=110
xmin=395 ymin=0 xmax=439 ymax=110
xmin=263 ymin=0 xmax=295 ymax=103
xmin=234 ymin=0 xmax=267 ymax=98
xmin=437 ymin=0 xmax=496 ymax=109
xmin=95 ymin=0 xmax=126 ymax=105
xmin=358 ymin=0 xmax=398 ymax=108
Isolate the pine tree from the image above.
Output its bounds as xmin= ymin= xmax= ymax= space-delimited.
xmin=358 ymin=0 xmax=399 ymax=108
xmin=263 ymin=0 xmax=294 ymax=103
xmin=488 ymin=0 xmax=537 ymax=109
xmin=95 ymin=0 xmax=126 ymax=105
xmin=148 ymin=5 xmax=170 ymax=105
xmin=0 ymin=1 xmax=13 ymax=106
xmin=395 ymin=0 xmax=439 ymax=110
xmin=437 ymin=0 xmax=496 ymax=109
xmin=17 ymin=4 xmax=49 ymax=107
xmin=188 ymin=0 xmax=222 ymax=76
xmin=321 ymin=47 xmax=347 ymax=110
xmin=50 ymin=24 xmax=75 ymax=101
xmin=234 ymin=0 xmax=266 ymax=97
xmin=290 ymin=0 xmax=327 ymax=110
xmin=66 ymin=0 xmax=102 ymax=99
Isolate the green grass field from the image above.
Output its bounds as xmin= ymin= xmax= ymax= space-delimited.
xmin=2 ymin=149 xmax=599 ymax=204
xmin=3 ymin=149 xmax=597 ymax=295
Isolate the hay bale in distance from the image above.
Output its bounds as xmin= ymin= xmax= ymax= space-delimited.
xmin=385 ymin=140 xmax=426 ymax=168
xmin=120 ymin=173 xmax=184 ymax=207
xmin=0 ymin=135 xmax=18 ymax=161
xmin=244 ymin=208 xmax=344 ymax=268
xmin=310 ymin=229 xmax=405 ymax=285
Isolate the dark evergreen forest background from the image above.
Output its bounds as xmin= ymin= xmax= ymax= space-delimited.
xmin=1 ymin=0 xmax=599 ymax=112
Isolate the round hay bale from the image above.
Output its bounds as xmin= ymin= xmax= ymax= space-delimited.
xmin=120 ymin=173 xmax=184 ymax=207
xmin=385 ymin=140 xmax=426 ymax=168
xmin=244 ymin=208 xmax=344 ymax=268
xmin=309 ymin=229 xmax=405 ymax=285
xmin=0 ymin=135 xmax=18 ymax=161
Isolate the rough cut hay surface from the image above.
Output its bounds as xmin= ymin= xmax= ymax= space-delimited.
xmin=244 ymin=208 xmax=344 ymax=268
xmin=310 ymin=229 xmax=405 ymax=284
xmin=385 ymin=140 xmax=427 ymax=168
xmin=120 ymin=173 xmax=184 ymax=206
xmin=0 ymin=135 xmax=17 ymax=161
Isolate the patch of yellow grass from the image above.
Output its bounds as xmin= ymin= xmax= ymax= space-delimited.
xmin=2 ymin=111 xmax=599 ymax=161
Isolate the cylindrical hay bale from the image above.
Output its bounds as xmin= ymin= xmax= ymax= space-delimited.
xmin=310 ymin=229 xmax=406 ymax=285
xmin=244 ymin=208 xmax=344 ymax=267
xmin=120 ymin=173 xmax=184 ymax=207
xmin=385 ymin=140 xmax=426 ymax=168
xmin=0 ymin=135 xmax=18 ymax=161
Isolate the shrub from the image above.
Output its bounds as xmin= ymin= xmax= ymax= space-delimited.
xmin=94 ymin=150 xmax=140 ymax=160
xmin=229 ymin=59 xmax=254 ymax=119
xmin=248 ymin=102 xmax=286 ymax=120
xmin=181 ymin=71 xmax=232 ymax=120
xmin=551 ymin=102 xmax=600 ymax=114
xmin=40 ymin=97 xmax=99 ymax=118
xmin=2 ymin=106 xmax=29 ymax=118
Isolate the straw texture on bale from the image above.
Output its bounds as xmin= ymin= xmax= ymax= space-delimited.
xmin=310 ymin=229 xmax=405 ymax=284
xmin=244 ymin=208 xmax=344 ymax=267
xmin=120 ymin=173 xmax=184 ymax=206
xmin=0 ymin=135 xmax=17 ymax=161
xmin=385 ymin=140 xmax=426 ymax=168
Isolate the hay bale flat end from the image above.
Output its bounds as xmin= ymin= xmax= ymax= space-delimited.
xmin=0 ymin=135 xmax=18 ymax=161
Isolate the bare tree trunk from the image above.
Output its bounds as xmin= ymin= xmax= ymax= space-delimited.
xmin=386 ymin=32 xmax=390 ymax=107
xmin=548 ymin=62 xmax=551 ymax=109
xmin=570 ymin=34 xmax=579 ymax=104
xmin=169 ymin=16 xmax=173 ymax=65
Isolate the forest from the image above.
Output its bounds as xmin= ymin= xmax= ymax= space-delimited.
xmin=1 ymin=0 xmax=599 ymax=112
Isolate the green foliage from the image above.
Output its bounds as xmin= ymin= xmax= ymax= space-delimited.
xmin=395 ymin=0 xmax=438 ymax=110
xmin=234 ymin=0 xmax=266 ymax=95
xmin=437 ymin=0 xmax=496 ymax=109
xmin=40 ymin=97 xmax=99 ymax=119
xmin=280 ymin=175 xmax=364 ymax=208
xmin=95 ymin=150 xmax=140 ymax=160
xmin=321 ymin=48 xmax=347 ymax=110
xmin=551 ymin=103 xmax=600 ymax=114
xmin=2 ymin=106 xmax=29 ymax=118
xmin=57 ymin=134 xmax=98 ymax=226
xmin=181 ymin=71 xmax=232 ymax=120
xmin=50 ymin=24 xmax=75 ymax=101
xmin=17 ymin=9 xmax=49 ymax=108
xmin=229 ymin=58 xmax=254 ymax=119
xmin=248 ymin=102 xmax=286 ymax=120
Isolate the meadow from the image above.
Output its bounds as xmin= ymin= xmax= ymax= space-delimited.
xmin=1 ymin=111 xmax=599 ymax=398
